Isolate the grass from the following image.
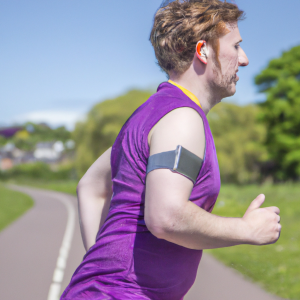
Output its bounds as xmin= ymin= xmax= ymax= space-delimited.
xmin=6 ymin=179 xmax=78 ymax=196
xmin=208 ymin=184 xmax=300 ymax=300
xmin=0 ymin=183 xmax=34 ymax=231
xmin=4 ymin=179 xmax=299 ymax=299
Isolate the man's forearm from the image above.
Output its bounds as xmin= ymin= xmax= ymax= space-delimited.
xmin=146 ymin=182 xmax=280 ymax=250
xmin=148 ymin=201 xmax=247 ymax=250
xmin=77 ymin=147 xmax=113 ymax=251
xmin=77 ymin=181 xmax=112 ymax=251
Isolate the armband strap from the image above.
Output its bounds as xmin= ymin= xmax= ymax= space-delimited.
xmin=146 ymin=145 xmax=203 ymax=183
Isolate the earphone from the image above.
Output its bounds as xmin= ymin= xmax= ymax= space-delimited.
xmin=196 ymin=40 xmax=209 ymax=64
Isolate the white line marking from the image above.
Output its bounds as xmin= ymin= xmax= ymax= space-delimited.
xmin=47 ymin=194 xmax=76 ymax=300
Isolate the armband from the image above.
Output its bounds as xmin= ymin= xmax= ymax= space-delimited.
xmin=146 ymin=145 xmax=203 ymax=183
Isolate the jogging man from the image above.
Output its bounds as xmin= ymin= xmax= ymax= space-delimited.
xmin=61 ymin=1 xmax=281 ymax=299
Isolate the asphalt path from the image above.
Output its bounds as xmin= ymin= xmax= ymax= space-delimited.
xmin=0 ymin=185 xmax=284 ymax=300
xmin=0 ymin=185 xmax=85 ymax=300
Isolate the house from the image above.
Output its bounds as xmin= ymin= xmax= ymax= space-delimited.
xmin=0 ymin=143 xmax=34 ymax=170
xmin=0 ymin=157 xmax=13 ymax=170
xmin=34 ymin=141 xmax=64 ymax=162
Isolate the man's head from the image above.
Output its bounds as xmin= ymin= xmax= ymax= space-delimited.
xmin=150 ymin=0 xmax=248 ymax=98
xmin=205 ymin=22 xmax=249 ymax=98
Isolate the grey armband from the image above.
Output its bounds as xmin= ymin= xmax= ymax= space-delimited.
xmin=146 ymin=145 xmax=203 ymax=183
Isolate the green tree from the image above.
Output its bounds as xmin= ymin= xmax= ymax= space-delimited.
xmin=255 ymin=45 xmax=300 ymax=180
xmin=208 ymin=103 xmax=268 ymax=184
xmin=7 ymin=123 xmax=72 ymax=152
xmin=0 ymin=135 xmax=6 ymax=147
xmin=73 ymin=89 xmax=152 ymax=177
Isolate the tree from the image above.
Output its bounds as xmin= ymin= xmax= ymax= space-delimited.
xmin=73 ymin=89 xmax=152 ymax=177
xmin=255 ymin=45 xmax=300 ymax=180
xmin=208 ymin=103 xmax=268 ymax=184
xmin=11 ymin=123 xmax=71 ymax=151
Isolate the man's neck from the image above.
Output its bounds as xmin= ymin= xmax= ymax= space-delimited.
xmin=169 ymin=65 xmax=222 ymax=115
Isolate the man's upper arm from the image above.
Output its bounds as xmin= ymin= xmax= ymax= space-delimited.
xmin=145 ymin=107 xmax=205 ymax=236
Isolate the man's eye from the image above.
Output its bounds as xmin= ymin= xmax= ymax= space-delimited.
xmin=235 ymin=44 xmax=240 ymax=50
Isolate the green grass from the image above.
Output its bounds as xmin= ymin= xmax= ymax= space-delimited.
xmin=0 ymin=184 xmax=34 ymax=231
xmin=208 ymin=184 xmax=300 ymax=300
xmin=5 ymin=180 xmax=299 ymax=299
xmin=7 ymin=179 xmax=78 ymax=196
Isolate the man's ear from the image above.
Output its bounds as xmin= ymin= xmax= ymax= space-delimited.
xmin=196 ymin=40 xmax=208 ymax=65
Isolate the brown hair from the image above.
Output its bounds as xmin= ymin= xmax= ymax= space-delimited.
xmin=150 ymin=0 xmax=245 ymax=75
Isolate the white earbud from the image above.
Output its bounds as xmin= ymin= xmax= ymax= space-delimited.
xmin=201 ymin=44 xmax=209 ymax=57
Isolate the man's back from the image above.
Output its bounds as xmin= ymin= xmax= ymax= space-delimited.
xmin=60 ymin=82 xmax=220 ymax=300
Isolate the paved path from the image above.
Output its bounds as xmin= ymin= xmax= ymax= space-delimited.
xmin=0 ymin=185 xmax=284 ymax=300
xmin=0 ymin=185 xmax=85 ymax=300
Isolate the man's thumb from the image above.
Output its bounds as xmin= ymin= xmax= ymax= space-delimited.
xmin=245 ymin=194 xmax=265 ymax=215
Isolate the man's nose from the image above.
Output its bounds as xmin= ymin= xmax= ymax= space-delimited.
xmin=238 ymin=47 xmax=249 ymax=67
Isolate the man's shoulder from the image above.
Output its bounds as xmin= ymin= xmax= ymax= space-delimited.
xmin=149 ymin=107 xmax=205 ymax=159
xmin=152 ymin=106 xmax=204 ymax=140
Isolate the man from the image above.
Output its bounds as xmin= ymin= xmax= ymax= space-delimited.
xmin=61 ymin=1 xmax=281 ymax=299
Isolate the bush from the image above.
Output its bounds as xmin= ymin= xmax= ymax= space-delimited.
xmin=208 ymin=103 xmax=268 ymax=184
xmin=0 ymin=162 xmax=77 ymax=181
xmin=73 ymin=89 xmax=152 ymax=177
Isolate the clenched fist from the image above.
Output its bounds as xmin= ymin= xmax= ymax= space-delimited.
xmin=242 ymin=194 xmax=281 ymax=245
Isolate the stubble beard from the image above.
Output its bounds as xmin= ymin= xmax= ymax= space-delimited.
xmin=211 ymin=62 xmax=237 ymax=100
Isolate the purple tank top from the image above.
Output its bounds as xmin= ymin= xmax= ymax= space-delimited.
xmin=61 ymin=82 xmax=221 ymax=300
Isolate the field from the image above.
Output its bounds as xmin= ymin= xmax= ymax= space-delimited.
xmin=208 ymin=184 xmax=300 ymax=300
xmin=2 ymin=180 xmax=299 ymax=299
xmin=6 ymin=179 xmax=78 ymax=195
xmin=0 ymin=184 xmax=34 ymax=231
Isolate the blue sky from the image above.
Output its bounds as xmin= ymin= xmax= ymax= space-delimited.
xmin=1 ymin=0 xmax=300 ymax=129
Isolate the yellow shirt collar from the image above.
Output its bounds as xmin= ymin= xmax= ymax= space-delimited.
xmin=168 ymin=80 xmax=202 ymax=108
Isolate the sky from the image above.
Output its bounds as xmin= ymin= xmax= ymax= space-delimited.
xmin=1 ymin=0 xmax=300 ymax=129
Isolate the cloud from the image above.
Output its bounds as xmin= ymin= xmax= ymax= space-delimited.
xmin=12 ymin=110 xmax=86 ymax=130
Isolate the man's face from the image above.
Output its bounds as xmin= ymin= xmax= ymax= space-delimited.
xmin=208 ymin=23 xmax=249 ymax=99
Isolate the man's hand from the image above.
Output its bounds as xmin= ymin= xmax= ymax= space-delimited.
xmin=242 ymin=194 xmax=281 ymax=245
